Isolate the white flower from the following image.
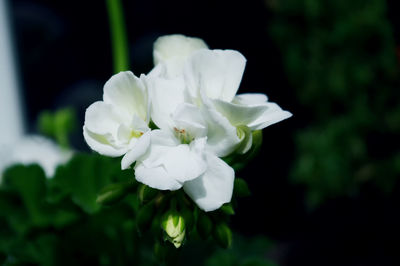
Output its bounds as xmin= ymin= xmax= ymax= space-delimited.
xmin=184 ymin=49 xmax=292 ymax=135
xmin=83 ymin=71 xmax=151 ymax=169
xmin=133 ymin=71 xmax=235 ymax=211
xmin=0 ymin=135 xmax=72 ymax=180
xmin=147 ymin=65 xmax=241 ymax=157
xmin=82 ymin=34 xmax=292 ymax=212
xmin=153 ymin=35 xmax=292 ymax=154
xmin=183 ymin=50 xmax=292 ymax=154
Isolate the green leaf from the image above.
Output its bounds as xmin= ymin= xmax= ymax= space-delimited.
xmin=49 ymin=153 xmax=133 ymax=213
xmin=205 ymin=235 xmax=277 ymax=266
xmin=38 ymin=107 xmax=77 ymax=148
xmin=2 ymin=165 xmax=49 ymax=228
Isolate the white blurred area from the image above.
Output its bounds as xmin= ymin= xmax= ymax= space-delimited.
xmin=0 ymin=0 xmax=71 ymax=179
xmin=2 ymin=135 xmax=72 ymax=178
xmin=0 ymin=0 xmax=24 ymax=144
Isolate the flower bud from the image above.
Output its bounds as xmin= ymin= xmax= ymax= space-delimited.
xmin=137 ymin=201 xmax=155 ymax=233
xmin=236 ymin=125 xmax=252 ymax=154
xmin=96 ymin=182 xmax=131 ymax=205
xmin=197 ymin=212 xmax=213 ymax=239
xmin=138 ymin=184 xmax=158 ymax=203
xmin=233 ymin=178 xmax=251 ymax=197
xmin=213 ymin=222 xmax=232 ymax=249
xmin=228 ymin=130 xmax=263 ymax=170
xmin=161 ymin=211 xmax=186 ymax=248
xmin=220 ymin=203 xmax=235 ymax=215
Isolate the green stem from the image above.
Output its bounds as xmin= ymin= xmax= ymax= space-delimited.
xmin=106 ymin=0 xmax=129 ymax=73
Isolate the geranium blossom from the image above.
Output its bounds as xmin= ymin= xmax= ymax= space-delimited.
xmin=183 ymin=48 xmax=292 ymax=153
xmin=83 ymin=71 xmax=151 ymax=169
xmin=134 ymin=71 xmax=235 ymax=211
xmin=153 ymin=35 xmax=292 ymax=153
xmin=83 ymin=34 xmax=292 ymax=212
xmin=0 ymin=135 xmax=72 ymax=179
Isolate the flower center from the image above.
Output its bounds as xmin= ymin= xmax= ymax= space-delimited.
xmin=173 ymin=127 xmax=194 ymax=144
xmin=130 ymin=129 xmax=144 ymax=139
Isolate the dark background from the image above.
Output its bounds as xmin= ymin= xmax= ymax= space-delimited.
xmin=7 ymin=0 xmax=400 ymax=265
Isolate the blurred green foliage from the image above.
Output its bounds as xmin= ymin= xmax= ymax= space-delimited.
xmin=204 ymin=235 xmax=277 ymax=266
xmin=0 ymin=154 xmax=277 ymax=265
xmin=38 ymin=108 xmax=77 ymax=148
xmin=0 ymin=155 xmax=143 ymax=265
xmin=270 ymin=0 xmax=400 ymax=206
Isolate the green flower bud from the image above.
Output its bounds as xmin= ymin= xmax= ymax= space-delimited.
xmin=181 ymin=207 xmax=195 ymax=232
xmin=197 ymin=212 xmax=213 ymax=239
xmin=233 ymin=178 xmax=251 ymax=197
xmin=213 ymin=222 xmax=232 ymax=249
xmin=136 ymin=201 xmax=155 ymax=233
xmin=161 ymin=211 xmax=186 ymax=248
xmin=96 ymin=182 xmax=131 ymax=205
xmin=220 ymin=203 xmax=235 ymax=215
xmin=138 ymin=184 xmax=158 ymax=203
xmin=228 ymin=130 xmax=263 ymax=171
xmin=236 ymin=125 xmax=252 ymax=154
xmin=154 ymin=241 xmax=166 ymax=261
xmin=251 ymin=130 xmax=262 ymax=151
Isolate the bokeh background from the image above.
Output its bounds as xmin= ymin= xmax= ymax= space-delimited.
xmin=2 ymin=0 xmax=400 ymax=265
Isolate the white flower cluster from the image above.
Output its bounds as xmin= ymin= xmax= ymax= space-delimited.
xmin=0 ymin=135 xmax=72 ymax=181
xmin=83 ymin=35 xmax=292 ymax=211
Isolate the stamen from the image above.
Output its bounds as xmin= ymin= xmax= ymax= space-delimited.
xmin=173 ymin=127 xmax=193 ymax=144
xmin=131 ymin=129 xmax=144 ymax=139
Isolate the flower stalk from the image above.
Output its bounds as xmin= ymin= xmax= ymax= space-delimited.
xmin=106 ymin=0 xmax=129 ymax=73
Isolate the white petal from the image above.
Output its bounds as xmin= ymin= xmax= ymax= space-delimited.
xmin=135 ymin=163 xmax=182 ymax=191
xmin=149 ymin=129 xmax=179 ymax=147
xmin=184 ymin=49 xmax=246 ymax=102
xmin=83 ymin=101 xmax=128 ymax=157
xmin=117 ymin=113 xmax=149 ymax=146
xmin=172 ymin=103 xmax=207 ymax=138
xmin=146 ymin=63 xmax=165 ymax=80
xmin=201 ymin=100 xmax=240 ymax=157
xmin=83 ymin=127 xmax=127 ymax=157
xmin=212 ymin=99 xmax=268 ymax=127
xmin=84 ymin=101 xmax=123 ymax=135
xmin=103 ymin=71 xmax=148 ymax=121
xmin=183 ymin=153 xmax=234 ymax=212
xmin=139 ymin=130 xmax=207 ymax=183
xmin=148 ymin=76 xmax=186 ymax=130
xmin=247 ymin=102 xmax=293 ymax=130
xmin=162 ymin=138 xmax=207 ymax=183
xmin=153 ymin=34 xmax=208 ymax=77
xmin=116 ymin=124 xmax=132 ymax=145
xmin=121 ymin=131 xmax=151 ymax=170
xmin=139 ymin=73 xmax=152 ymax=124
xmin=233 ymin=93 xmax=268 ymax=105
xmin=130 ymin=114 xmax=150 ymax=135
xmin=139 ymin=130 xmax=179 ymax=168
